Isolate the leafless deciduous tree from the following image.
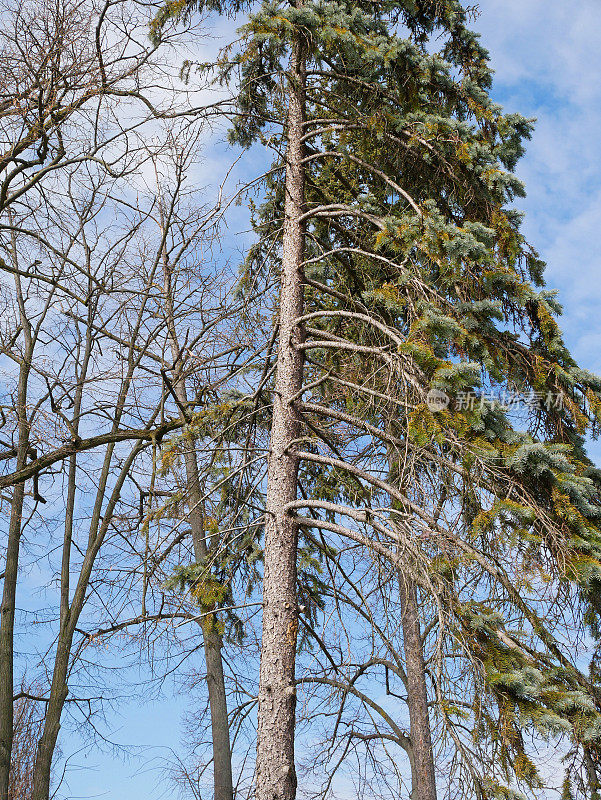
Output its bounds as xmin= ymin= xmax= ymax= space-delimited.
xmin=7 ymin=686 xmax=44 ymax=800
xmin=0 ymin=2 xmax=243 ymax=789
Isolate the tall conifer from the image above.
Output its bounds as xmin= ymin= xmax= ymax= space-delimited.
xmin=153 ymin=2 xmax=601 ymax=797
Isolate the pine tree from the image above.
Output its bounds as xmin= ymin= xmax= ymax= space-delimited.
xmin=152 ymin=2 xmax=601 ymax=798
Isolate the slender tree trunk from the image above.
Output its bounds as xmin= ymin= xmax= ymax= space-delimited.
xmin=169 ymin=372 xmax=234 ymax=800
xmin=30 ymin=639 xmax=69 ymax=800
xmin=31 ymin=440 xmax=142 ymax=800
xmin=0 ymin=480 xmax=26 ymax=800
xmin=399 ymin=576 xmax=437 ymax=800
xmin=31 ymin=456 xmax=79 ymax=798
xmin=185 ymin=450 xmax=234 ymax=800
xmin=31 ymin=314 xmax=94 ymax=800
xmin=160 ymin=227 xmax=234 ymax=800
xmin=32 ymin=283 xmax=149 ymax=799
xmin=387 ymin=433 xmax=436 ymax=800
xmin=32 ymin=454 xmax=79 ymax=795
xmin=255 ymin=24 xmax=306 ymax=800
xmin=202 ymin=635 xmax=232 ymax=800
xmin=0 ymin=270 xmax=32 ymax=800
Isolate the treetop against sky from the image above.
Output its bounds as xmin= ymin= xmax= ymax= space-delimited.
xmin=4 ymin=2 xmax=601 ymax=799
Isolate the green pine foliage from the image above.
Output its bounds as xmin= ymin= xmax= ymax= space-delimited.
xmin=152 ymin=1 xmax=601 ymax=796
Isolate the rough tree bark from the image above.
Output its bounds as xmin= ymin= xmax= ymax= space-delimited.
xmin=399 ymin=576 xmax=437 ymax=800
xmin=255 ymin=19 xmax=306 ymax=800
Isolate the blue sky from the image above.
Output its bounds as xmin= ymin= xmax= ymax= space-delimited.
xmin=472 ymin=1 xmax=601 ymax=376
xmin=58 ymin=2 xmax=601 ymax=797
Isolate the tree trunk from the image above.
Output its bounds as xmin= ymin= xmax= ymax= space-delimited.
xmin=386 ymin=362 xmax=437 ymax=800
xmin=32 ymin=307 xmax=144 ymax=800
xmin=0 ymin=269 xmax=32 ymax=800
xmin=0 ymin=480 xmax=25 ymax=800
xmin=178 ymin=416 xmax=233 ymax=800
xmin=30 ymin=639 xmax=69 ymax=800
xmin=162 ymin=258 xmax=234 ymax=800
xmin=31 ymin=291 xmax=96 ymax=800
xmin=188 ymin=482 xmax=234 ymax=800
xmin=32 ymin=453 xmax=79 ymax=797
xmin=255 ymin=25 xmax=306 ymax=800
xmin=399 ymin=576 xmax=437 ymax=800
xmin=31 ymin=439 xmax=142 ymax=800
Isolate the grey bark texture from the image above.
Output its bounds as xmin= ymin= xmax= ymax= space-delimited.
xmin=400 ymin=576 xmax=437 ymax=800
xmin=255 ymin=25 xmax=306 ymax=800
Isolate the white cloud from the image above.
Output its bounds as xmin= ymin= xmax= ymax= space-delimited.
xmin=475 ymin=0 xmax=601 ymax=375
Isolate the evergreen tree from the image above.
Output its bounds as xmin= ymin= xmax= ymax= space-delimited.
xmin=152 ymin=2 xmax=601 ymax=798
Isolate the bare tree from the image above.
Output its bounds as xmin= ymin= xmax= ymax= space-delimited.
xmin=0 ymin=143 xmax=246 ymax=800
xmin=8 ymin=685 xmax=45 ymax=800
xmin=157 ymin=140 xmax=237 ymax=800
xmin=0 ymin=1 xmax=231 ymax=796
